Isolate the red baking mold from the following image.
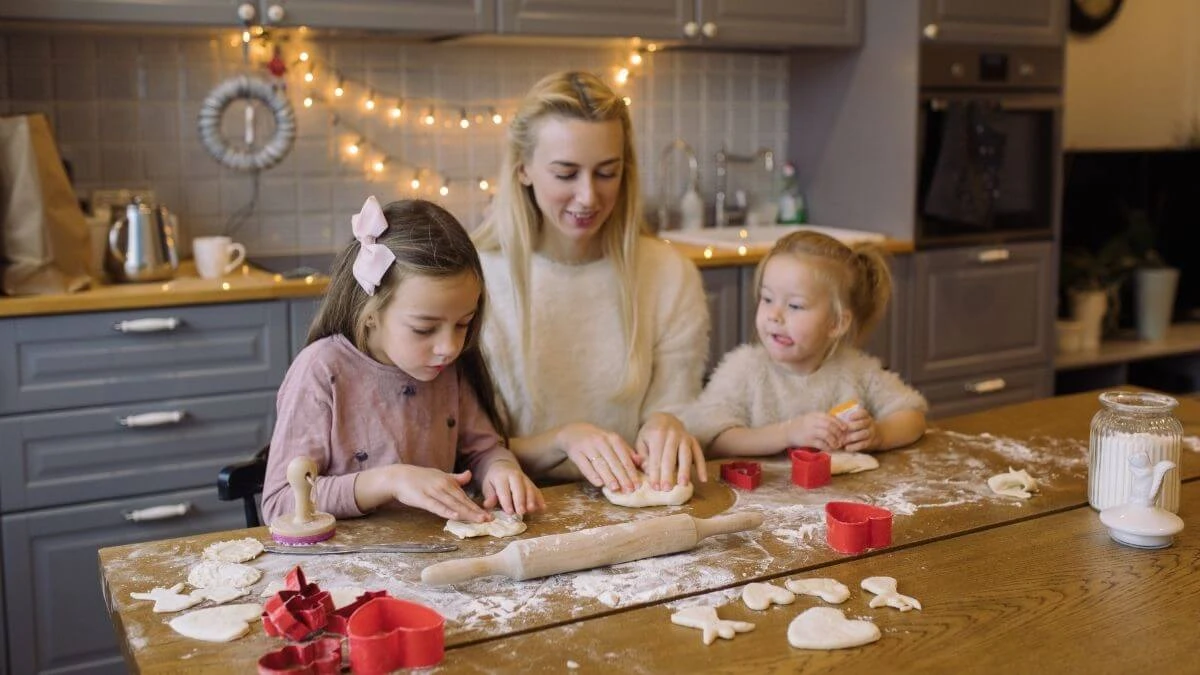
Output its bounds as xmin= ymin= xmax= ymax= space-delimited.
xmin=325 ymin=590 xmax=390 ymax=636
xmin=348 ymin=597 xmax=445 ymax=672
xmin=789 ymin=448 xmax=831 ymax=488
xmin=261 ymin=566 xmax=334 ymax=641
xmin=257 ymin=636 xmax=342 ymax=675
xmin=824 ymin=501 xmax=893 ymax=554
xmin=720 ymin=461 xmax=762 ymax=490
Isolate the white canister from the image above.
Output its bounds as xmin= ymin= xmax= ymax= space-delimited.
xmin=1088 ymin=391 xmax=1182 ymax=513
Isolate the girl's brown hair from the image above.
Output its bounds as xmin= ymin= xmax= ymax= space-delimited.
xmin=308 ymin=198 xmax=508 ymax=439
xmin=753 ymin=230 xmax=893 ymax=355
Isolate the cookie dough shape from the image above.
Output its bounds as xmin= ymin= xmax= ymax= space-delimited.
xmin=168 ymin=603 xmax=263 ymax=642
xmin=861 ymin=576 xmax=922 ymax=612
xmin=829 ymin=452 xmax=880 ymax=475
xmin=787 ymin=607 xmax=880 ymax=650
xmin=203 ymin=537 xmax=265 ymax=563
xmin=602 ymin=475 xmax=694 ymax=508
xmin=444 ymin=511 xmax=527 ymax=539
xmin=988 ymin=467 xmax=1038 ymax=499
xmin=187 ymin=560 xmax=262 ymax=589
xmin=130 ymin=583 xmax=204 ymax=613
xmin=741 ymin=582 xmax=796 ymax=611
xmin=784 ymin=578 xmax=851 ymax=604
xmin=670 ymin=606 xmax=755 ymax=645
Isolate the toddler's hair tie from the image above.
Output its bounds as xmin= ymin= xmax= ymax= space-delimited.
xmin=351 ymin=196 xmax=396 ymax=295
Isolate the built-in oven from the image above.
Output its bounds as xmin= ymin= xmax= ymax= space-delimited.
xmin=916 ymin=44 xmax=1063 ymax=249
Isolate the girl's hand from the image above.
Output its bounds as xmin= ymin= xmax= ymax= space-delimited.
xmin=636 ymin=413 xmax=707 ymax=491
xmin=558 ymin=423 xmax=643 ymax=493
xmin=480 ymin=459 xmax=546 ymax=515
xmin=784 ymin=412 xmax=847 ymax=452
xmin=839 ymin=408 xmax=880 ymax=453
xmin=388 ymin=465 xmax=490 ymax=522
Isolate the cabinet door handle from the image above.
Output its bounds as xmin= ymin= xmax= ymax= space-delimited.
xmin=123 ymin=503 xmax=191 ymax=522
xmin=683 ymin=21 xmax=700 ymax=37
xmin=701 ymin=21 xmax=717 ymax=38
xmin=964 ymin=378 xmax=1007 ymax=394
xmin=118 ymin=410 xmax=186 ymax=427
xmin=112 ymin=317 xmax=181 ymax=333
xmin=975 ymin=248 xmax=1011 ymax=263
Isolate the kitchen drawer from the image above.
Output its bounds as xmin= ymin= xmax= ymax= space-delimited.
xmin=921 ymin=365 xmax=1052 ymax=420
xmin=0 ymin=301 xmax=288 ymax=415
xmin=2 ymin=487 xmax=246 ymax=675
xmin=0 ymin=391 xmax=275 ymax=513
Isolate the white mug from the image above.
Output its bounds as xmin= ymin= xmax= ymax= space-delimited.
xmin=193 ymin=236 xmax=246 ymax=279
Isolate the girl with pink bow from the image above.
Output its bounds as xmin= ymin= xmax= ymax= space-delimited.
xmin=262 ymin=198 xmax=544 ymax=526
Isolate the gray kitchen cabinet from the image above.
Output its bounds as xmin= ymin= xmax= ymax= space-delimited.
xmin=274 ymin=0 xmax=494 ymax=33
xmin=700 ymin=267 xmax=741 ymax=374
xmin=919 ymin=0 xmax=1065 ymax=46
xmin=0 ymin=0 xmax=235 ymax=25
xmin=919 ymin=364 xmax=1051 ymax=418
xmin=289 ymin=298 xmax=322 ymax=360
xmin=498 ymin=0 xmax=862 ymax=47
xmin=2 ymin=488 xmax=245 ymax=675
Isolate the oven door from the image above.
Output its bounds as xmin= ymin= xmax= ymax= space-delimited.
xmin=916 ymin=91 xmax=1061 ymax=248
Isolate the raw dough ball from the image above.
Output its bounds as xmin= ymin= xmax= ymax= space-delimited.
xmin=602 ymin=475 xmax=694 ymax=508
xmin=741 ymin=582 xmax=796 ymax=610
xmin=670 ymin=606 xmax=755 ymax=645
xmin=168 ymin=603 xmax=263 ymax=642
xmin=203 ymin=537 xmax=264 ymax=563
xmin=787 ymin=607 xmax=880 ymax=650
xmin=784 ymin=578 xmax=851 ymax=604
xmin=988 ymin=467 xmax=1038 ymax=499
xmin=829 ymin=452 xmax=879 ymax=475
xmin=187 ymin=560 xmax=262 ymax=589
xmin=445 ymin=511 xmax=527 ymax=539
xmin=130 ymin=583 xmax=203 ymax=613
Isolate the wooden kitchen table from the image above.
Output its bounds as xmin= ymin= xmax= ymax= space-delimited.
xmin=98 ymin=390 xmax=1200 ymax=673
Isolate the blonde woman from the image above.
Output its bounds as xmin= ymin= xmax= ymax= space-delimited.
xmin=474 ymin=71 xmax=710 ymax=494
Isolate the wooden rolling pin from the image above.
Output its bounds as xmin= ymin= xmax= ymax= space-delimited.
xmin=420 ymin=511 xmax=762 ymax=585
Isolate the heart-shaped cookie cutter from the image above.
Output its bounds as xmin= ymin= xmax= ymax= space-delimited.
xmin=789 ymin=448 xmax=831 ymax=488
xmin=824 ymin=501 xmax=893 ymax=554
xmin=720 ymin=461 xmax=762 ymax=490
xmin=257 ymin=636 xmax=342 ymax=675
xmin=347 ymin=597 xmax=445 ymax=672
xmin=325 ymin=589 xmax=390 ymax=636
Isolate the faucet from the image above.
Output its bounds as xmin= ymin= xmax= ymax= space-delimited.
xmin=656 ymin=139 xmax=699 ymax=231
xmin=714 ymin=147 xmax=775 ymax=227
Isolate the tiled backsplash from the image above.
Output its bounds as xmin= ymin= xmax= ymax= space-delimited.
xmin=1 ymin=27 xmax=787 ymax=256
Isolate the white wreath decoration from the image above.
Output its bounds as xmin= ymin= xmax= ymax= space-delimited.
xmin=198 ymin=75 xmax=296 ymax=172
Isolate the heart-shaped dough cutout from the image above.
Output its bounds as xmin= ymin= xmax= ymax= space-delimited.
xmin=787 ymin=607 xmax=880 ymax=650
xmin=741 ymin=582 xmax=796 ymax=610
xmin=169 ymin=603 xmax=262 ymax=642
xmin=784 ymin=578 xmax=851 ymax=604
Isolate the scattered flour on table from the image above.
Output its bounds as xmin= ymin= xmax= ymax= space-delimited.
xmin=1185 ymin=435 xmax=1200 ymax=452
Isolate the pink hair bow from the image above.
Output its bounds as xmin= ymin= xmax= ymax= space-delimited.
xmin=351 ymin=196 xmax=396 ymax=295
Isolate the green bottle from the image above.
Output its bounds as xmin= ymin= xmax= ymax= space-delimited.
xmin=776 ymin=162 xmax=806 ymax=224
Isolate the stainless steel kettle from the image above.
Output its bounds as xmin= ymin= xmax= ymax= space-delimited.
xmin=105 ymin=197 xmax=180 ymax=283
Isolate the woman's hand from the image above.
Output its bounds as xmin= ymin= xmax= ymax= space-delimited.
xmin=557 ymin=422 xmax=643 ymax=492
xmin=839 ymin=408 xmax=880 ymax=453
xmin=480 ymin=459 xmax=546 ymax=515
xmin=386 ymin=465 xmax=490 ymax=522
xmin=783 ymin=412 xmax=847 ymax=452
xmin=636 ymin=413 xmax=707 ymax=490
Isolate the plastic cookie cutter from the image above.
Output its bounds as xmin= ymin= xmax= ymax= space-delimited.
xmin=258 ymin=636 xmax=342 ymax=675
xmin=261 ymin=566 xmax=334 ymax=641
xmin=324 ymin=590 xmax=390 ymax=636
xmin=347 ymin=597 xmax=446 ymax=673
xmin=789 ymin=448 xmax=831 ymax=488
xmin=829 ymin=400 xmax=863 ymax=422
xmin=720 ymin=461 xmax=762 ymax=490
xmin=824 ymin=501 xmax=893 ymax=554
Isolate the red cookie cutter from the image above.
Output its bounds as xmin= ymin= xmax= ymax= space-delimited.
xmin=825 ymin=501 xmax=893 ymax=554
xmin=720 ymin=461 xmax=762 ymax=490
xmin=789 ymin=448 xmax=831 ymax=488
xmin=348 ymin=597 xmax=446 ymax=673
xmin=325 ymin=590 xmax=390 ymax=636
xmin=262 ymin=566 xmax=334 ymax=641
xmin=258 ymin=636 xmax=342 ymax=675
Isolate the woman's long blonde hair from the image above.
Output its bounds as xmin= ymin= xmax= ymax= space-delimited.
xmin=473 ymin=71 xmax=649 ymax=400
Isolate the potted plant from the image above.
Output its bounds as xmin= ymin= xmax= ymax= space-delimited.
xmin=1060 ymin=239 xmax=1128 ymax=350
xmin=1122 ymin=208 xmax=1178 ymax=341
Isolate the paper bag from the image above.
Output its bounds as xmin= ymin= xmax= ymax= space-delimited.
xmin=0 ymin=114 xmax=93 ymax=295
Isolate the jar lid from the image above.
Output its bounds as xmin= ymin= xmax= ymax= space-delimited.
xmin=1098 ymin=391 xmax=1179 ymax=414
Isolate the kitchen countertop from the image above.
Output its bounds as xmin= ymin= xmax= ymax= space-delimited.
xmin=0 ymin=237 xmax=913 ymax=319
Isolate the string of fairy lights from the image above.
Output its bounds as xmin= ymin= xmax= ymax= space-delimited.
xmin=235 ymin=27 xmax=655 ymax=199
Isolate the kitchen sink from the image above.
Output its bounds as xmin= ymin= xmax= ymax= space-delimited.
xmin=661 ymin=225 xmax=885 ymax=250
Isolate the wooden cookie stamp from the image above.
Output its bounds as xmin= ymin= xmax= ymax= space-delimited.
xmin=269 ymin=457 xmax=336 ymax=545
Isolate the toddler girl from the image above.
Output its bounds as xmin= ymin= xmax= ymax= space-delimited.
xmin=682 ymin=230 xmax=927 ymax=456
xmin=262 ymin=197 xmax=544 ymax=525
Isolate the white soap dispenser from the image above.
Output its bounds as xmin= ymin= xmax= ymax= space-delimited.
xmin=679 ymin=180 xmax=705 ymax=231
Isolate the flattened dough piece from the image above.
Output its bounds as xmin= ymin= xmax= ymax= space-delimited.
xmin=187 ymin=560 xmax=262 ymax=589
xmin=861 ymin=576 xmax=922 ymax=612
xmin=784 ymin=578 xmax=851 ymax=604
xmin=130 ymin=583 xmax=204 ymax=613
xmin=202 ymin=537 xmax=264 ymax=563
xmin=787 ymin=607 xmax=880 ymax=650
xmin=988 ymin=467 xmax=1038 ymax=499
xmin=602 ymin=475 xmax=694 ymax=508
xmin=445 ymin=511 xmax=527 ymax=539
xmin=670 ymin=606 xmax=755 ymax=645
xmin=829 ymin=451 xmax=879 ymax=475
xmin=741 ymin=582 xmax=796 ymax=610
xmin=168 ymin=603 xmax=263 ymax=642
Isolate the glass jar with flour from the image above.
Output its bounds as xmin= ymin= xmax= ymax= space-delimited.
xmin=1089 ymin=391 xmax=1182 ymax=513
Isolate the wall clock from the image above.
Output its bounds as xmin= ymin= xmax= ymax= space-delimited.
xmin=1070 ymin=0 xmax=1124 ymax=35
